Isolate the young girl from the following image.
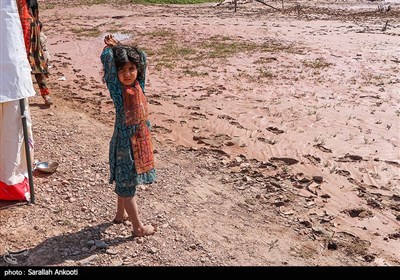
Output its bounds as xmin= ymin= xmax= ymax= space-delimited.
xmin=101 ymin=34 xmax=156 ymax=237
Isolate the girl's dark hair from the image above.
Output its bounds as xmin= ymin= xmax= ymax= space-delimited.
xmin=113 ymin=45 xmax=145 ymax=81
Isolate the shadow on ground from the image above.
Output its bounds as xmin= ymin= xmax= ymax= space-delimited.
xmin=0 ymin=222 xmax=132 ymax=266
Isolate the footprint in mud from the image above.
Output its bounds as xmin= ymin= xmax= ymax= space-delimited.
xmin=313 ymin=144 xmax=332 ymax=153
xmin=187 ymin=105 xmax=200 ymax=111
xmin=213 ymin=134 xmax=235 ymax=147
xmin=266 ymin=126 xmax=285 ymax=134
xmin=257 ymin=137 xmax=277 ymax=145
xmin=54 ymin=53 xmax=71 ymax=60
xmin=336 ymin=154 xmax=363 ymax=162
xmin=173 ymin=102 xmax=185 ymax=108
xmin=162 ymin=119 xmax=175 ymax=124
xmin=384 ymin=160 xmax=400 ymax=167
xmin=229 ymin=120 xmax=244 ymax=129
xmin=270 ymin=157 xmax=299 ymax=165
xmin=193 ymin=135 xmax=207 ymax=144
xmin=304 ymin=154 xmax=321 ymax=164
xmin=193 ymin=136 xmax=221 ymax=148
xmin=152 ymin=125 xmax=172 ymax=134
xmin=149 ymin=100 xmax=162 ymax=106
xmin=218 ymin=114 xmax=234 ymax=120
xmin=189 ymin=112 xmax=207 ymax=119
xmin=111 ymin=15 xmax=126 ymax=19
xmin=335 ymin=169 xmax=351 ymax=177
xmin=61 ymin=62 xmax=71 ymax=68
xmin=387 ymin=231 xmax=400 ymax=240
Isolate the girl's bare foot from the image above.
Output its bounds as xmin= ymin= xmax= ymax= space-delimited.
xmin=112 ymin=215 xmax=129 ymax=224
xmin=132 ymin=224 xmax=156 ymax=237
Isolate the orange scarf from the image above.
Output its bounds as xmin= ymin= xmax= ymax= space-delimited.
xmin=123 ymin=81 xmax=149 ymax=126
xmin=123 ymin=82 xmax=155 ymax=174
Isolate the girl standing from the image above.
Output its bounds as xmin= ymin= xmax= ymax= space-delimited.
xmin=101 ymin=35 xmax=156 ymax=237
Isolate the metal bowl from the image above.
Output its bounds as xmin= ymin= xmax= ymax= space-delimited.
xmin=35 ymin=161 xmax=59 ymax=174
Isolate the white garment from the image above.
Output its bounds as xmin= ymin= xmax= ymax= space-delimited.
xmin=0 ymin=0 xmax=36 ymax=103
xmin=0 ymin=1 xmax=35 ymax=187
xmin=0 ymin=99 xmax=33 ymax=185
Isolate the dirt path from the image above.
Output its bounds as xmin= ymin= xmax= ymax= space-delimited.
xmin=0 ymin=1 xmax=399 ymax=266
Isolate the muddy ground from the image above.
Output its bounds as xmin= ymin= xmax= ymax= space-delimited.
xmin=0 ymin=0 xmax=399 ymax=266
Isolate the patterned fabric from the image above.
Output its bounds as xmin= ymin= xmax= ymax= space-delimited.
xmin=101 ymin=47 xmax=156 ymax=197
xmin=16 ymin=0 xmax=49 ymax=98
xmin=16 ymin=0 xmax=48 ymax=75
xmin=16 ymin=0 xmax=31 ymax=52
xmin=34 ymin=73 xmax=49 ymax=96
xmin=123 ymin=83 xmax=149 ymax=126
xmin=131 ymin=121 xmax=155 ymax=174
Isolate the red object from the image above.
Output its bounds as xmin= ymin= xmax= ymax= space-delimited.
xmin=0 ymin=179 xmax=30 ymax=201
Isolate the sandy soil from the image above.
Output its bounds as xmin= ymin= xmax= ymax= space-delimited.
xmin=0 ymin=0 xmax=399 ymax=266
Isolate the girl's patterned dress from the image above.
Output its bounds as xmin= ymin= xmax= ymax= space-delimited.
xmin=101 ymin=47 xmax=156 ymax=197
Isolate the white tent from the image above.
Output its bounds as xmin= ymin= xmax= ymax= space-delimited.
xmin=0 ymin=0 xmax=36 ymax=201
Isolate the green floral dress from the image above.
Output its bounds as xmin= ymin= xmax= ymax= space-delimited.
xmin=101 ymin=47 xmax=156 ymax=197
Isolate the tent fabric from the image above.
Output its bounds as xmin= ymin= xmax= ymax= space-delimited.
xmin=0 ymin=0 xmax=36 ymax=103
xmin=0 ymin=0 xmax=35 ymax=201
xmin=0 ymin=179 xmax=29 ymax=201
xmin=0 ymin=99 xmax=33 ymax=201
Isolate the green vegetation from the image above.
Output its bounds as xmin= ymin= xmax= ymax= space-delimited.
xmin=182 ymin=69 xmax=209 ymax=77
xmin=130 ymin=0 xmax=217 ymax=3
xmin=302 ymin=58 xmax=332 ymax=69
xmin=71 ymin=27 xmax=102 ymax=37
xmin=147 ymin=33 xmax=293 ymax=61
xmin=59 ymin=0 xmax=217 ymax=5
xmin=134 ymin=30 xmax=296 ymax=80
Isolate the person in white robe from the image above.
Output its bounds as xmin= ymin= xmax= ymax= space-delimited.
xmin=0 ymin=0 xmax=36 ymax=201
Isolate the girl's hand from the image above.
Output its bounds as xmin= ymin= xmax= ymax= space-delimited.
xmin=104 ymin=34 xmax=120 ymax=47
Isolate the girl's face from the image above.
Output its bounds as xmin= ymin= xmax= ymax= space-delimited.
xmin=117 ymin=61 xmax=137 ymax=86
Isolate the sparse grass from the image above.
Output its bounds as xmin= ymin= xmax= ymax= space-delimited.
xmin=302 ymin=58 xmax=332 ymax=69
xmin=308 ymin=109 xmax=317 ymax=115
xmin=283 ymin=166 xmax=291 ymax=174
xmin=363 ymin=73 xmax=384 ymax=85
xmin=40 ymin=3 xmax=56 ymax=9
xmin=314 ymin=137 xmax=325 ymax=145
xmin=254 ymin=57 xmax=277 ymax=64
xmin=130 ymin=0 xmax=216 ymax=3
xmin=202 ymin=36 xmax=258 ymax=58
xmin=155 ymin=42 xmax=197 ymax=64
xmin=329 ymin=164 xmax=337 ymax=173
xmin=71 ymin=27 xmax=101 ymax=37
xmin=154 ymin=61 xmax=174 ymax=71
xmin=260 ymin=41 xmax=293 ymax=53
xmin=257 ymin=68 xmax=275 ymax=79
xmin=147 ymin=33 xmax=297 ymax=75
xmin=47 ymin=0 xmax=217 ymax=6
xmin=182 ymin=69 xmax=209 ymax=77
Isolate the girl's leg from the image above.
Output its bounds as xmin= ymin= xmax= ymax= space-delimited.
xmin=113 ymin=195 xmax=128 ymax=223
xmin=123 ymin=196 xmax=155 ymax=237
